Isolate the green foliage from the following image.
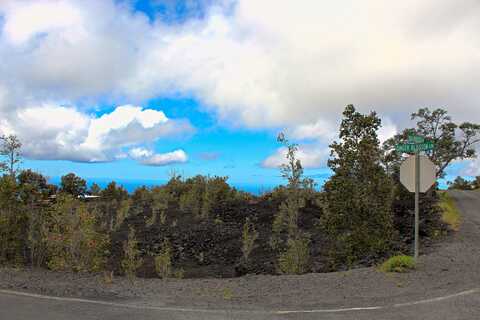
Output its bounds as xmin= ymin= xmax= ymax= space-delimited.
xmin=0 ymin=176 xmax=26 ymax=265
xmin=438 ymin=192 xmax=461 ymax=231
xmin=323 ymin=105 xmax=394 ymax=265
xmin=271 ymin=196 xmax=305 ymax=249
xmin=173 ymin=268 xmax=185 ymax=279
xmin=241 ymin=217 xmax=258 ymax=262
xmin=270 ymin=132 xmax=313 ymax=274
xmin=121 ymin=227 xmax=143 ymax=279
xmin=154 ymin=239 xmax=172 ymax=279
xmin=448 ymin=176 xmax=474 ymax=190
xmin=278 ymin=236 xmax=311 ymax=274
xmin=45 ymin=194 xmax=110 ymax=272
xmin=60 ymin=173 xmax=87 ymax=197
xmin=383 ymin=108 xmax=480 ymax=178
xmin=277 ymin=133 xmax=315 ymax=190
xmin=178 ymin=175 xmax=237 ymax=219
xmin=472 ymin=176 xmax=480 ymax=190
xmin=379 ymin=255 xmax=415 ymax=273
xmin=97 ymin=182 xmax=130 ymax=232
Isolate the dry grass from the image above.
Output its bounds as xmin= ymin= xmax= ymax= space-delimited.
xmin=438 ymin=192 xmax=462 ymax=231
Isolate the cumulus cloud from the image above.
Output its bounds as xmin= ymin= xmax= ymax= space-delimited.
xmin=0 ymin=104 xmax=194 ymax=162
xmin=129 ymin=147 xmax=154 ymax=159
xmin=1 ymin=0 xmax=480 ymax=169
xmin=140 ymin=149 xmax=188 ymax=166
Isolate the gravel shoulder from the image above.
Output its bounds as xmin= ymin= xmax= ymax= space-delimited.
xmin=1 ymin=190 xmax=480 ymax=311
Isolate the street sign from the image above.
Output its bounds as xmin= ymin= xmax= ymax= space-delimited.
xmin=395 ymin=142 xmax=434 ymax=153
xmin=400 ymin=155 xmax=436 ymax=193
xmin=396 ymin=134 xmax=436 ymax=262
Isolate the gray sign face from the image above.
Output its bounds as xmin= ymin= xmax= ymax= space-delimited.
xmin=400 ymin=155 xmax=436 ymax=193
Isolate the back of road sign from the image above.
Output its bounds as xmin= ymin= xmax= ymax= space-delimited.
xmin=400 ymin=155 xmax=436 ymax=193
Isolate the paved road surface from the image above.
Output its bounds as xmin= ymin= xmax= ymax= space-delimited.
xmin=1 ymin=190 xmax=480 ymax=320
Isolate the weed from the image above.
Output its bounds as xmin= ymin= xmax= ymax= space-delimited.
xmin=278 ymin=236 xmax=310 ymax=275
xmin=121 ymin=227 xmax=143 ymax=280
xmin=242 ymin=217 xmax=258 ymax=262
xmin=154 ymin=239 xmax=172 ymax=279
xmin=380 ymin=255 xmax=415 ymax=273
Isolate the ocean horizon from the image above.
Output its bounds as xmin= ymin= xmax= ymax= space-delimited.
xmin=48 ymin=176 xmax=281 ymax=195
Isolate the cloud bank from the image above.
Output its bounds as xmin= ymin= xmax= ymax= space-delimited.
xmin=1 ymin=0 xmax=479 ymax=168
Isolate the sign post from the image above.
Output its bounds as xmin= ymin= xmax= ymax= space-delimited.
xmin=397 ymin=135 xmax=436 ymax=261
xmin=414 ymin=151 xmax=420 ymax=261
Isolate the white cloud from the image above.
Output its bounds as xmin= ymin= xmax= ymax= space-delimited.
xmin=378 ymin=118 xmax=398 ymax=144
xmin=0 ymin=104 xmax=193 ymax=162
xmin=290 ymin=119 xmax=336 ymax=142
xmin=1 ymin=0 xmax=480 ymax=169
xmin=261 ymin=145 xmax=329 ymax=169
xmin=140 ymin=150 xmax=188 ymax=166
xmin=129 ymin=147 xmax=154 ymax=159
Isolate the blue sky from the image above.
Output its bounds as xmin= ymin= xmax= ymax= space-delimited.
xmin=1 ymin=0 xmax=479 ymax=191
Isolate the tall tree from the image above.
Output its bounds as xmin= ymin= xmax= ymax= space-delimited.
xmin=0 ymin=135 xmax=22 ymax=178
xmin=322 ymin=105 xmax=394 ymax=264
xmin=383 ymin=108 xmax=480 ymax=178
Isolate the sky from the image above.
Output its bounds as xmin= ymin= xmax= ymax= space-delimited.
xmin=1 ymin=0 xmax=479 ymax=190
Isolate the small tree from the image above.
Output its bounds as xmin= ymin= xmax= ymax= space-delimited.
xmin=383 ymin=108 xmax=480 ymax=178
xmin=154 ymin=239 xmax=172 ymax=279
xmin=270 ymin=133 xmax=312 ymax=274
xmin=447 ymin=176 xmax=473 ymax=190
xmin=121 ymin=227 xmax=143 ymax=280
xmin=89 ymin=183 xmax=101 ymax=195
xmin=323 ymin=105 xmax=394 ymax=265
xmin=60 ymin=173 xmax=87 ymax=197
xmin=278 ymin=236 xmax=310 ymax=274
xmin=0 ymin=134 xmax=22 ymax=178
xmin=241 ymin=217 xmax=258 ymax=263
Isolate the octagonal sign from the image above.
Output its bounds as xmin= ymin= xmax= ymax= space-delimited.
xmin=400 ymin=155 xmax=437 ymax=193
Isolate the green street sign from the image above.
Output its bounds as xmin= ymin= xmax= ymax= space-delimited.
xmin=396 ymin=142 xmax=434 ymax=153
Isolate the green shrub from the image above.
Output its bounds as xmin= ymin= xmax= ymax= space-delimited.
xmin=45 ymin=195 xmax=110 ymax=272
xmin=154 ymin=239 xmax=172 ymax=279
xmin=380 ymin=255 xmax=415 ymax=273
xmin=121 ymin=227 xmax=143 ymax=280
xmin=278 ymin=236 xmax=311 ymax=274
xmin=173 ymin=268 xmax=185 ymax=279
xmin=241 ymin=217 xmax=258 ymax=262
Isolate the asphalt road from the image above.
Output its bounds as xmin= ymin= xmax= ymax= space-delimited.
xmin=1 ymin=190 xmax=480 ymax=320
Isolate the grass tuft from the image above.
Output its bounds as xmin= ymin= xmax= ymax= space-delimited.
xmin=438 ymin=192 xmax=461 ymax=231
xmin=380 ymin=255 xmax=415 ymax=273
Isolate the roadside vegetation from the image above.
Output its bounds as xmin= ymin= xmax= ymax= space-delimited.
xmin=380 ymin=255 xmax=416 ymax=273
xmin=447 ymin=176 xmax=480 ymax=191
xmin=0 ymin=106 xmax=478 ymax=279
xmin=438 ymin=192 xmax=462 ymax=231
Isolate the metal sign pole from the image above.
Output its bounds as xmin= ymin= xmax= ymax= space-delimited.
xmin=414 ymin=150 xmax=420 ymax=261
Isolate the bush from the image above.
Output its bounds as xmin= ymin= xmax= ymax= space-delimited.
xmin=121 ymin=227 xmax=143 ymax=280
xmin=241 ymin=217 xmax=258 ymax=262
xmin=278 ymin=236 xmax=311 ymax=274
xmin=45 ymin=194 xmax=110 ymax=272
xmin=154 ymin=239 xmax=172 ymax=279
xmin=380 ymin=255 xmax=415 ymax=273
